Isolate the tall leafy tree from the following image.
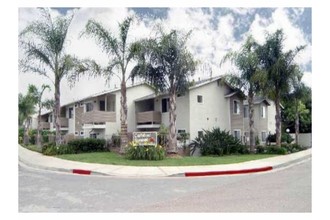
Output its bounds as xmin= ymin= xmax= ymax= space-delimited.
xmin=221 ymin=36 xmax=265 ymax=152
xmin=283 ymin=79 xmax=311 ymax=144
xmin=19 ymin=8 xmax=81 ymax=146
xmin=257 ymin=29 xmax=305 ymax=146
xmin=27 ymin=84 xmax=53 ymax=147
xmin=79 ymin=16 xmax=142 ymax=153
xmin=18 ymin=89 xmax=37 ymax=145
xmin=131 ymin=29 xmax=197 ymax=153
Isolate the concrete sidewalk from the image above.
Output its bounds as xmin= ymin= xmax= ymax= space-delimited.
xmin=18 ymin=144 xmax=311 ymax=178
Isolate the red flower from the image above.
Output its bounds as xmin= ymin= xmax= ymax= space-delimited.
xmin=149 ymin=137 xmax=155 ymax=143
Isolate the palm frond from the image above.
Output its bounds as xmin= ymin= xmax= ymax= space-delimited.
xmin=82 ymin=19 xmax=120 ymax=58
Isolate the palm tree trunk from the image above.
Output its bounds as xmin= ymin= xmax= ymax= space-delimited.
xmin=23 ymin=119 xmax=30 ymax=145
xmin=248 ymin=90 xmax=255 ymax=152
xmin=119 ymin=78 xmax=128 ymax=153
xmin=36 ymin=105 xmax=42 ymax=148
xmin=54 ymin=78 xmax=61 ymax=146
xmin=295 ymin=111 xmax=299 ymax=145
xmin=168 ymin=89 xmax=177 ymax=153
xmin=275 ymin=97 xmax=282 ymax=146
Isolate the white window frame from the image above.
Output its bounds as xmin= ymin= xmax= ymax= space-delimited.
xmin=233 ymin=100 xmax=240 ymax=115
xmin=233 ymin=129 xmax=241 ymax=141
xmin=261 ymin=105 xmax=266 ymax=118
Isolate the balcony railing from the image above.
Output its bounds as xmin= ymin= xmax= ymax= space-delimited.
xmin=136 ymin=111 xmax=161 ymax=124
xmin=40 ymin=122 xmax=50 ymax=129
xmin=59 ymin=117 xmax=68 ymax=127
xmin=51 ymin=117 xmax=68 ymax=128
xmin=82 ymin=110 xmax=116 ymax=124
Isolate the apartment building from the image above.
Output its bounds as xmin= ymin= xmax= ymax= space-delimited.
xmin=134 ymin=76 xmax=275 ymax=144
xmin=36 ymin=77 xmax=276 ymax=146
xmin=38 ymin=83 xmax=155 ymax=139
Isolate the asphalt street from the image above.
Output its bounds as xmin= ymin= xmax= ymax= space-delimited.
xmin=19 ymin=159 xmax=311 ymax=212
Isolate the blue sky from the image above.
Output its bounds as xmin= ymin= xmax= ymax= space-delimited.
xmin=19 ymin=7 xmax=312 ymax=105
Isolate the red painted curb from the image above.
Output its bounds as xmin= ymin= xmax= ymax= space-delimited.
xmin=184 ymin=166 xmax=273 ymax=177
xmin=72 ymin=169 xmax=91 ymax=175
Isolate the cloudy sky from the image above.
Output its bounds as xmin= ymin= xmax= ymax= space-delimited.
xmin=18 ymin=7 xmax=312 ymax=105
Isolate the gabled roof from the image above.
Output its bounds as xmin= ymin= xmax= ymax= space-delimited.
xmin=189 ymin=75 xmax=223 ymax=90
xmin=243 ymin=97 xmax=271 ymax=106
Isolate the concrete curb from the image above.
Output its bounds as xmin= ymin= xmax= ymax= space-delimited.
xmin=184 ymin=166 xmax=273 ymax=177
xmin=19 ymin=145 xmax=311 ymax=178
xmin=18 ymin=156 xmax=109 ymax=176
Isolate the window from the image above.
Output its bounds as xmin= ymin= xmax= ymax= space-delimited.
xmin=197 ymin=95 xmax=203 ymax=103
xmin=198 ymin=131 xmax=203 ymax=138
xmin=49 ymin=114 xmax=53 ymax=123
xmin=233 ymin=100 xmax=240 ymax=114
xmin=107 ymin=96 xmax=116 ymax=112
xmin=75 ymin=131 xmax=78 ymax=136
xmin=162 ymin=98 xmax=169 ymax=113
xmin=261 ymin=131 xmax=267 ymax=142
xmin=80 ymin=131 xmax=84 ymax=136
xmin=244 ymin=106 xmax=248 ymax=118
xmin=261 ymin=105 xmax=266 ymax=118
xmin=86 ymin=103 xmax=93 ymax=112
xmin=90 ymin=133 xmax=97 ymax=139
xmin=233 ymin=130 xmax=241 ymax=140
xmin=99 ymin=100 xmax=105 ymax=111
xmin=178 ymin=129 xmax=186 ymax=134
xmin=69 ymin=107 xmax=73 ymax=119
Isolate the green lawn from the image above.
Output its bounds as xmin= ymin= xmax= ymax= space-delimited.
xmin=56 ymin=152 xmax=277 ymax=166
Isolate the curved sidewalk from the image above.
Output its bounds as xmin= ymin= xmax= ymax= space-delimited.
xmin=18 ymin=144 xmax=312 ymax=178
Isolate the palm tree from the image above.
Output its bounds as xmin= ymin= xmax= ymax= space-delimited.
xmin=79 ymin=16 xmax=142 ymax=153
xmin=221 ymin=36 xmax=265 ymax=152
xmin=257 ymin=29 xmax=305 ymax=146
xmin=27 ymin=84 xmax=52 ymax=147
xmin=18 ymin=90 xmax=37 ymax=145
xmin=131 ymin=29 xmax=197 ymax=153
xmin=284 ymin=78 xmax=310 ymax=144
xmin=19 ymin=8 xmax=81 ymax=146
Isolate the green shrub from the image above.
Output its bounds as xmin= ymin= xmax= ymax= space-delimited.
xmin=267 ymin=133 xmax=294 ymax=144
xmin=42 ymin=143 xmax=57 ymax=156
xmin=125 ymin=141 xmax=165 ymax=160
xmin=189 ymin=127 xmax=246 ymax=156
xmin=256 ymin=145 xmax=266 ymax=154
xmin=266 ymin=146 xmax=288 ymax=155
xmin=67 ymin=138 xmax=107 ymax=153
xmin=19 ymin=128 xmax=24 ymax=144
xmin=56 ymin=145 xmax=75 ymax=155
xmin=111 ymin=134 xmax=121 ymax=147
xmin=282 ymin=143 xmax=306 ymax=153
xmin=28 ymin=129 xmax=37 ymax=145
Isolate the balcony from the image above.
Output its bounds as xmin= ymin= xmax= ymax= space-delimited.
xmin=82 ymin=110 xmax=116 ymax=124
xmin=59 ymin=117 xmax=68 ymax=127
xmin=40 ymin=122 xmax=50 ymax=129
xmin=136 ymin=111 xmax=161 ymax=125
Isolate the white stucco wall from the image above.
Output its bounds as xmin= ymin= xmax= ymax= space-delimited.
xmin=188 ymin=80 xmax=231 ymax=141
xmin=111 ymin=84 xmax=155 ymax=133
xmin=267 ymin=100 xmax=276 ymax=134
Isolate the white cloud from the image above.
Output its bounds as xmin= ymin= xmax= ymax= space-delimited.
xmin=18 ymin=7 xmax=312 ymax=104
xmin=302 ymin=71 xmax=312 ymax=88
